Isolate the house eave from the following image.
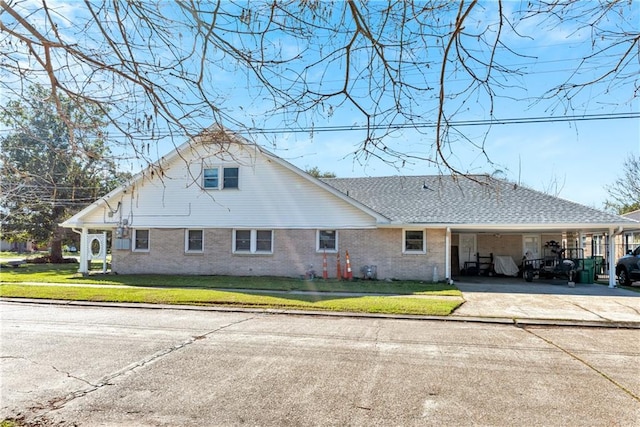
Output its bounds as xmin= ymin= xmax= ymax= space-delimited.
xmin=378 ymin=222 xmax=633 ymax=233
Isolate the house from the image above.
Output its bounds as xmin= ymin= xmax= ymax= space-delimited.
xmin=61 ymin=128 xmax=637 ymax=286
xmin=579 ymin=209 xmax=640 ymax=274
xmin=0 ymin=239 xmax=34 ymax=253
xmin=621 ymin=209 xmax=640 ymax=254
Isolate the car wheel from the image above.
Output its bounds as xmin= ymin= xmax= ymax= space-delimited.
xmin=618 ymin=268 xmax=631 ymax=286
xmin=524 ymin=269 xmax=534 ymax=282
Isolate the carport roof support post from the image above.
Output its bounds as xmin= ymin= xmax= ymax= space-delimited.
xmin=609 ymin=227 xmax=617 ymax=288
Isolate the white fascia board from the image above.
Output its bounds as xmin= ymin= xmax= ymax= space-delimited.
xmin=378 ymin=222 xmax=634 ymax=232
xmin=68 ymin=224 xmax=380 ymax=231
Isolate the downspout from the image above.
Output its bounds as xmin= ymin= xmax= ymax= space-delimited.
xmin=445 ymin=227 xmax=452 ymax=284
xmin=608 ymin=226 xmax=624 ymax=288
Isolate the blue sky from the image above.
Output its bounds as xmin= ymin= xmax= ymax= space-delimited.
xmin=3 ymin=1 xmax=638 ymax=209
xmin=268 ymin=110 xmax=638 ymax=209
xmin=161 ymin=0 xmax=637 ymax=210
xmin=232 ymin=1 xmax=640 ymax=209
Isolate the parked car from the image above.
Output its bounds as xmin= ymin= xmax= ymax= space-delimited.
xmin=616 ymin=246 xmax=640 ymax=286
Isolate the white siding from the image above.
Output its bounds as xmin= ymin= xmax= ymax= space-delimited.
xmin=78 ymin=142 xmax=376 ymax=229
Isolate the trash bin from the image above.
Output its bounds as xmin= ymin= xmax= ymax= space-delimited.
xmin=580 ymin=258 xmax=595 ymax=284
xmin=592 ymin=256 xmax=604 ymax=277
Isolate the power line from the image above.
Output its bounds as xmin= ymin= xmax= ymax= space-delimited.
xmin=0 ymin=112 xmax=636 ymax=139
xmin=239 ymin=112 xmax=640 ymax=135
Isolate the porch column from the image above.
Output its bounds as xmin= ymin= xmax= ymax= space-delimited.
xmin=608 ymin=227 xmax=616 ymax=288
xmin=578 ymin=231 xmax=584 ymax=252
xmin=78 ymin=227 xmax=89 ymax=275
xmin=445 ymin=227 xmax=452 ymax=284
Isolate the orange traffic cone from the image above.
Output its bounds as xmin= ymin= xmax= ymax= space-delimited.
xmin=336 ymin=252 xmax=342 ymax=280
xmin=345 ymin=250 xmax=353 ymax=280
xmin=322 ymin=251 xmax=328 ymax=279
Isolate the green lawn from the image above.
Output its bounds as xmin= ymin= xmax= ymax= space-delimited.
xmin=0 ymin=250 xmax=80 ymax=260
xmin=0 ymin=263 xmax=463 ymax=316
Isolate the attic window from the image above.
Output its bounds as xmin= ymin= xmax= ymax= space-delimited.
xmin=203 ymin=166 xmax=239 ymax=190
xmin=223 ymin=167 xmax=239 ymax=189
xmin=203 ymin=168 xmax=219 ymax=188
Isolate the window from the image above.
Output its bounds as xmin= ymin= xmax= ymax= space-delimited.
xmin=203 ymin=168 xmax=219 ymax=188
xmin=185 ymin=229 xmax=203 ymax=252
xmin=203 ymin=166 xmax=239 ymax=190
xmin=403 ymin=229 xmax=425 ymax=253
xmin=223 ymin=167 xmax=239 ymax=189
xmin=318 ymin=230 xmax=337 ymax=252
xmin=233 ymin=229 xmax=273 ymax=254
xmin=133 ymin=229 xmax=150 ymax=251
xmin=256 ymin=230 xmax=272 ymax=252
xmin=235 ymin=230 xmax=251 ymax=251
xmin=593 ymin=235 xmax=604 ymax=256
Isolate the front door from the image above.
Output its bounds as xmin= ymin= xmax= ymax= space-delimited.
xmin=523 ymin=234 xmax=541 ymax=260
xmin=459 ymin=234 xmax=477 ymax=271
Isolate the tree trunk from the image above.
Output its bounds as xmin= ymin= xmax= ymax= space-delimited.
xmin=49 ymin=227 xmax=65 ymax=263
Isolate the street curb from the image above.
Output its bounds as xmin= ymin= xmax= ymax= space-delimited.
xmin=3 ymin=297 xmax=639 ymax=329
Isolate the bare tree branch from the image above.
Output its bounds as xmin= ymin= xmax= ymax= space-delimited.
xmin=0 ymin=0 xmax=637 ymax=178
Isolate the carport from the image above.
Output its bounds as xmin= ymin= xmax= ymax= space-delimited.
xmin=446 ymin=222 xmax=634 ymax=289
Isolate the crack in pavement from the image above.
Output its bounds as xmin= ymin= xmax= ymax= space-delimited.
xmin=616 ymin=300 xmax=640 ymax=316
xmin=352 ymin=320 xmax=382 ymax=414
xmin=2 ymin=355 xmax=97 ymax=390
xmin=27 ymin=315 xmax=257 ymax=423
xmin=568 ymin=301 xmax=609 ymax=321
xmin=50 ymin=365 xmax=98 ymax=388
xmin=521 ymin=326 xmax=640 ymax=403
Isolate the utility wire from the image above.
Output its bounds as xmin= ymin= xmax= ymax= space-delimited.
xmin=240 ymin=112 xmax=640 ymax=135
xmin=0 ymin=112 xmax=636 ymax=139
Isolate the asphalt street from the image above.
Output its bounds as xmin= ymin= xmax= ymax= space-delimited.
xmin=1 ymin=301 xmax=639 ymax=426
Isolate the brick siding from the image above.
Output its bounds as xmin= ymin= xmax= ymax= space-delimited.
xmin=112 ymin=228 xmax=447 ymax=281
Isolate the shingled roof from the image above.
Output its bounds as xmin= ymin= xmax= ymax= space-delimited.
xmin=623 ymin=209 xmax=640 ymax=222
xmin=321 ymin=175 xmax=636 ymax=229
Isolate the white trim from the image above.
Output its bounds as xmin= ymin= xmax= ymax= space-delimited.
xmin=402 ymin=228 xmax=426 ymax=254
xmin=185 ymin=229 xmax=204 ymax=253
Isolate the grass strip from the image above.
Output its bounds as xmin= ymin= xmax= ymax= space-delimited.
xmin=0 ymin=284 xmax=462 ymax=316
xmin=0 ymin=263 xmax=461 ymax=296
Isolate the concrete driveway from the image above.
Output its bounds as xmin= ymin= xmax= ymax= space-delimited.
xmin=452 ymin=276 xmax=640 ymax=325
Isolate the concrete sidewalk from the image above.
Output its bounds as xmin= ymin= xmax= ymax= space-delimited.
xmin=452 ymin=278 xmax=640 ymax=327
